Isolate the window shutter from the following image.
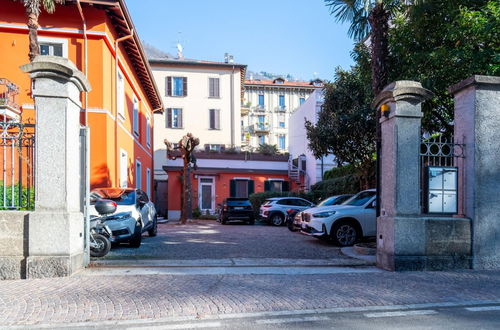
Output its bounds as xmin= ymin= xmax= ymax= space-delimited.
xmin=214 ymin=78 xmax=220 ymax=98
xmin=230 ymin=180 xmax=236 ymax=197
xmin=247 ymin=180 xmax=255 ymax=196
xmin=166 ymin=77 xmax=172 ymax=96
xmin=264 ymin=180 xmax=271 ymax=192
xmin=209 ymin=109 xmax=215 ymax=129
xmin=215 ymin=109 xmax=220 ymax=129
xmin=178 ymin=109 xmax=183 ymax=128
xmin=282 ymin=181 xmax=290 ymax=192
xmin=209 ymin=78 xmax=214 ymax=97
xmin=183 ymin=77 xmax=187 ymax=96
xmin=166 ymin=108 xmax=172 ymax=128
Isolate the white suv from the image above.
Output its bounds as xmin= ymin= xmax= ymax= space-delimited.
xmin=260 ymin=197 xmax=315 ymax=226
xmin=301 ymin=189 xmax=376 ymax=246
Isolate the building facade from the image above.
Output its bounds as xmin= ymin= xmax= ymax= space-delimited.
xmin=0 ymin=0 xmax=162 ymax=197
xmin=288 ymin=89 xmax=336 ymax=190
xmin=242 ymin=78 xmax=322 ymax=152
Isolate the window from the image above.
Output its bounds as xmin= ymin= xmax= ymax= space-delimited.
xmin=279 ymin=121 xmax=285 ymax=128
xmin=136 ymin=160 xmax=142 ymax=190
xmin=229 ymin=179 xmax=254 ymax=198
xmin=120 ymin=150 xmax=128 ymax=188
xmin=265 ymin=180 xmax=289 ymax=193
xmin=257 ymin=115 xmax=265 ymax=130
xmin=209 ymin=77 xmax=220 ymax=98
xmin=133 ymin=96 xmax=139 ymax=136
xmin=38 ymin=37 xmax=67 ymax=57
xmin=278 ymin=114 xmax=285 ymax=128
xmin=258 ymin=135 xmax=265 ymax=145
xmin=270 ymin=181 xmax=283 ymax=192
xmin=117 ymin=70 xmax=125 ymax=118
xmin=300 ymin=97 xmax=305 ymax=105
xmin=166 ymin=108 xmax=183 ymax=128
xmin=166 ymin=76 xmax=187 ymax=97
xmin=279 ymin=95 xmax=285 ymax=109
xmin=278 ymin=135 xmax=286 ymax=150
xmin=258 ymin=94 xmax=264 ymax=108
xmin=209 ymin=109 xmax=220 ymax=130
xmin=206 ymin=144 xmax=223 ymax=152
xmin=146 ymin=168 xmax=151 ymax=198
xmin=146 ymin=115 xmax=151 ymax=147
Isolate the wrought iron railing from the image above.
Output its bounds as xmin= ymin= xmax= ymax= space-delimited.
xmin=0 ymin=122 xmax=35 ymax=210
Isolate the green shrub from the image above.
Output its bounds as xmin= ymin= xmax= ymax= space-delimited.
xmin=192 ymin=207 xmax=201 ymax=218
xmin=310 ymin=175 xmax=361 ymax=200
xmin=0 ymin=183 xmax=35 ymax=210
xmin=323 ymin=164 xmax=356 ymax=180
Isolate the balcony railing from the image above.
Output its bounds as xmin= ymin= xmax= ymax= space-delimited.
xmin=275 ymin=106 xmax=287 ymax=112
xmin=241 ymin=103 xmax=250 ymax=116
xmin=252 ymin=105 xmax=266 ymax=112
xmin=253 ymin=123 xmax=270 ymax=134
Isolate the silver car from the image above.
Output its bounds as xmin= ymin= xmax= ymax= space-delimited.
xmin=260 ymin=197 xmax=315 ymax=226
xmin=90 ymin=188 xmax=158 ymax=248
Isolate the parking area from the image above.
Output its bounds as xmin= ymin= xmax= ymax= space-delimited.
xmin=98 ymin=219 xmax=353 ymax=261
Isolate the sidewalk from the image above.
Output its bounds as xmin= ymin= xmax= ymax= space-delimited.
xmin=0 ymin=269 xmax=499 ymax=327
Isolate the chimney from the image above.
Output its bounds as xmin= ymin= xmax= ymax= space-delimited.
xmin=224 ymin=53 xmax=229 ymax=63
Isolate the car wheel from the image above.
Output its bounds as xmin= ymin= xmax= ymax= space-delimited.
xmin=270 ymin=213 xmax=284 ymax=226
xmin=148 ymin=216 xmax=158 ymax=237
xmin=221 ymin=217 xmax=227 ymax=225
xmin=129 ymin=220 xmax=142 ymax=248
xmin=287 ymin=219 xmax=297 ymax=232
xmin=330 ymin=220 xmax=358 ymax=246
xmin=248 ymin=217 xmax=255 ymax=225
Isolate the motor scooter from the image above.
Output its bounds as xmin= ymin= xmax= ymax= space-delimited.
xmin=285 ymin=208 xmax=301 ymax=232
xmin=88 ymin=199 xmax=116 ymax=257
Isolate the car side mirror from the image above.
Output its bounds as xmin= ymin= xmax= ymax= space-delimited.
xmin=369 ymin=200 xmax=376 ymax=208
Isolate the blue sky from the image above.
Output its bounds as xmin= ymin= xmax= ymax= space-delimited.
xmin=126 ymin=0 xmax=355 ymax=81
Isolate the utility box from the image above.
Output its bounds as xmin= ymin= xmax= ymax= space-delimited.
xmin=425 ymin=166 xmax=458 ymax=214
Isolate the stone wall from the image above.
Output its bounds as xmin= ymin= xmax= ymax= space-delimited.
xmin=0 ymin=211 xmax=30 ymax=279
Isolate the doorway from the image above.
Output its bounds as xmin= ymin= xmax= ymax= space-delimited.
xmin=198 ymin=176 xmax=215 ymax=213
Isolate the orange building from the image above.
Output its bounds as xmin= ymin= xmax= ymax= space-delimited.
xmin=0 ymin=0 xmax=163 ymax=197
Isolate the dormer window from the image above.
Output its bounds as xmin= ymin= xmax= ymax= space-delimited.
xmin=273 ymin=78 xmax=285 ymax=84
xmin=310 ymin=79 xmax=323 ymax=87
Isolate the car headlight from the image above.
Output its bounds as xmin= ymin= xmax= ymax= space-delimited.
xmin=112 ymin=211 xmax=133 ymax=221
xmin=312 ymin=211 xmax=336 ymax=218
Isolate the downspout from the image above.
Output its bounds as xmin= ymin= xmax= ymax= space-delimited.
xmin=230 ymin=65 xmax=235 ymax=148
xmin=76 ymin=0 xmax=88 ymax=125
xmin=114 ymin=29 xmax=134 ymax=185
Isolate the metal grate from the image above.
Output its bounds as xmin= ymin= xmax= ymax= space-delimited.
xmin=0 ymin=122 xmax=35 ymax=210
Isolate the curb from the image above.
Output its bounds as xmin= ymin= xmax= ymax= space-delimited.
xmin=340 ymin=247 xmax=376 ymax=264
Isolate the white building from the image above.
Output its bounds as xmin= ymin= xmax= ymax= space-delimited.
xmin=288 ymin=89 xmax=336 ymax=190
xmin=148 ymin=50 xmax=246 ymax=216
xmin=242 ymin=78 xmax=323 ymax=152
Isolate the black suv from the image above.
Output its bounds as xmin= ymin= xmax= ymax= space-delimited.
xmin=217 ymin=198 xmax=255 ymax=225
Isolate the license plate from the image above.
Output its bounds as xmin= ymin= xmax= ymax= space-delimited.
xmin=234 ymin=206 xmax=244 ymax=210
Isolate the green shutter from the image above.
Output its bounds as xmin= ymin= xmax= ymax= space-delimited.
xmin=264 ymin=180 xmax=271 ymax=192
xmin=230 ymin=180 xmax=236 ymax=197
xmin=282 ymin=181 xmax=290 ymax=192
xmin=247 ymin=180 xmax=255 ymax=196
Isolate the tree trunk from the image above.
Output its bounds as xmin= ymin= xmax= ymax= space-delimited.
xmin=26 ymin=10 xmax=40 ymax=62
xmin=369 ymin=3 xmax=390 ymax=96
xmin=180 ymin=158 xmax=189 ymax=224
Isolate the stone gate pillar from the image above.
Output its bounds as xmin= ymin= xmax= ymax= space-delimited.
xmin=21 ymin=56 xmax=91 ymax=278
xmin=374 ymin=81 xmax=432 ymax=271
xmin=450 ymin=75 xmax=500 ymax=270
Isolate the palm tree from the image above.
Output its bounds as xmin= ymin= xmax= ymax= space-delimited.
xmin=17 ymin=0 xmax=65 ymax=62
xmin=325 ymin=0 xmax=414 ymax=95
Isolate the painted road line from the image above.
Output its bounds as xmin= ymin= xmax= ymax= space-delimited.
xmin=127 ymin=321 xmax=222 ymax=330
xmin=465 ymin=305 xmax=500 ymax=312
xmin=256 ymin=316 xmax=331 ymax=324
xmin=364 ymin=310 xmax=438 ymax=318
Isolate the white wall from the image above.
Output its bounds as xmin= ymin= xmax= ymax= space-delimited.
xmin=152 ymin=64 xmax=242 ymax=179
xmin=288 ymin=89 xmax=336 ymax=187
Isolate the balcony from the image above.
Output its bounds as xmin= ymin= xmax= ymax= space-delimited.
xmin=253 ymin=123 xmax=270 ymax=134
xmin=241 ymin=103 xmax=250 ymax=116
xmin=275 ymin=106 xmax=287 ymax=112
xmin=252 ymin=105 xmax=266 ymax=112
xmin=0 ymin=78 xmax=21 ymax=120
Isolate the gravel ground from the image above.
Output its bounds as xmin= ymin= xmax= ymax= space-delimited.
xmin=101 ymin=219 xmax=347 ymax=260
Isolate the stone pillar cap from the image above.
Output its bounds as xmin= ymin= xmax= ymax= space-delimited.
xmin=373 ymin=80 xmax=433 ymax=109
xmin=448 ymin=75 xmax=500 ymax=95
xmin=20 ymin=56 xmax=91 ymax=92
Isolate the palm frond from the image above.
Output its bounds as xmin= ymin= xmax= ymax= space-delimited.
xmin=325 ymin=0 xmax=374 ymax=40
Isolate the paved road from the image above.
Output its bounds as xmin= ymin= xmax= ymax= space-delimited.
xmin=1 ymin=270 xmax=499 ymax=327
xmin=101 ymin=220 xmax=349 ymax=260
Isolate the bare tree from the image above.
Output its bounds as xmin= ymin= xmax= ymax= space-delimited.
xmin=165 ymin=133 xmax=199 ymax=224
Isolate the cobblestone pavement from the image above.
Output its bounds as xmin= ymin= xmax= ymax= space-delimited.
xmin=101 ymin=220 xmax=349 ymax=260
xmin=0 ymin=270 xmax=499 ymax=326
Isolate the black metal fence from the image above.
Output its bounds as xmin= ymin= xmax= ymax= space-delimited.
xmin=0 ymin=122 xmax=35 ymax=210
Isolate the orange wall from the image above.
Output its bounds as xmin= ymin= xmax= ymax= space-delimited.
xmin=0 ymin=1 xmax=156 ymax=197
xmin=166 ymin=170 xmax=294 ymax=213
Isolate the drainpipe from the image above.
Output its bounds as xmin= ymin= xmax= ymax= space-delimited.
xmin=114 ymin=29 xmax=134 ymax=185
xmin=76 ymin=0 xmax=88 ymax=125
xmin=230 ymin=65 xmax=235 ymax=148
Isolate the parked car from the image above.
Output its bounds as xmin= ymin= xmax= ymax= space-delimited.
xmin=217 ymin=198 xmax=255 ymax=225
xmin=301 ymin=189 xmax=376 ymax=246
xmin=292 ymin=194 xmax=353 ymax=231
xmin=260 ymin=197 xmax=315 ymax=226
xmin=90 ymin=188 xmax=158 ymax=247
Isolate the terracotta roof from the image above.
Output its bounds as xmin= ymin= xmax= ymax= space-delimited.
xmin=245 ymin=79 xmax=323 ymax=88
xmin=76 ymin=0 xmax=163 ymax=112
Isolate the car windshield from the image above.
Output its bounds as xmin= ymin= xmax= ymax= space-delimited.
xmin=344 ymin=191 xmax=375 ymax=206
xmin=92 ymin=189 xmax=135 ymax=205
xmin=318 ymin=197 xmax=337 ymax=207
xmin=226 ymin=198 xmax=251 ymax=206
